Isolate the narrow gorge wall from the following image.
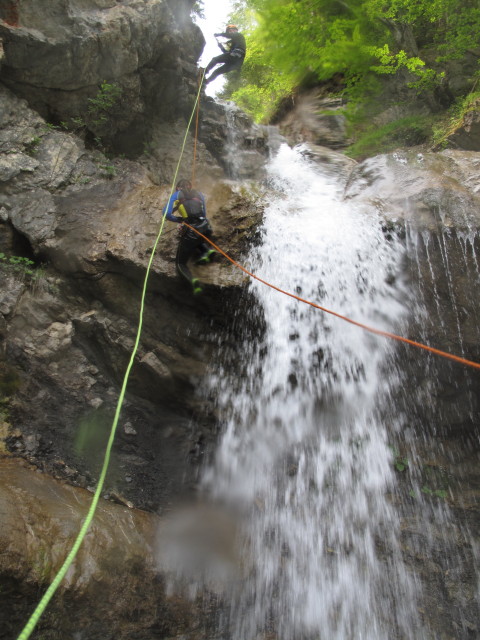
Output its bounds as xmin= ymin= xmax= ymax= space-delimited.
xmin=1 ymin=3 xmax=479 ymax=639
xmin=0 ymin=4 xmax=270 ymax=636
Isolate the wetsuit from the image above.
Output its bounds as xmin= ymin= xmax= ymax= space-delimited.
xmin=163 ymin=189 xmax=214 ymax=290
xmin=205 ymin=31 xmax=246 ymax=84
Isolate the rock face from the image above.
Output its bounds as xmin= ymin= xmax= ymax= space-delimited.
xmin=447 ymin=98 xmax=480 ymax=151
xmin=0 ymin=4 xmax=273 ymax=633
xmin=0 ymin=84 xmax=265 ymax=633
xmin=0 ymin=80 xmax=264 ymax=514
xmin=272 ymin=89 xmax=350 ymax=150
xmin=344 ymin=148 xmax=480 ymax=231
xmin=345 ymin=150 xmax=480 ymax=450
xmin=0 ymin=0 xmax=203 ymax=147
xmin=0 ymin=457 xmax=216 ymax=640
xmin=0 ymin=0 xmax=274 ymax=174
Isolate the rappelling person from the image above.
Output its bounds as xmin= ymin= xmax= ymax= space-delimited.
xmin=203 ymin=24 xmax=246 ymax=85
xmin=163 ymin=179 xmax=216 ymax=295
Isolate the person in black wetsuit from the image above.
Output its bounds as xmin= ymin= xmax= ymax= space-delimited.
xmin=204 ymin=24 xmax=246 ymax=85
xmin=163 ymin=179 xmax=216 ymax=295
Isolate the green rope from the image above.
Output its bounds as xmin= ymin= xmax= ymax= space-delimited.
xmin=17 ymin=70 xmax=206 ymax=640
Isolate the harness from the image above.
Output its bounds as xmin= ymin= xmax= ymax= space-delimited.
xmin=175 ymin=189 xmax=212 ymax=238
xmin=175 ymin=188 xmax=206 ymax=222
xmin=230 ymin=47 xmax=245 ymax=59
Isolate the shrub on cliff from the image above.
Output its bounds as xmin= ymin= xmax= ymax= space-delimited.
xmin=223 ymin=0 xmax=480 ymax=129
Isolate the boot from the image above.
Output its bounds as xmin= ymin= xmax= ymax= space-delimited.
xmin=191 ymin=278 xmax=203 ymax=295
xmin=196 ymin=249 xmax=217 ymax=265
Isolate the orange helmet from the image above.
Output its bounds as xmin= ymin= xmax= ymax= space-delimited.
xmin=226 ymin=24 xmax=238 ymax=33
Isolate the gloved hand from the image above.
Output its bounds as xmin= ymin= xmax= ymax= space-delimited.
xmin=214 ymin=33 xmax=221 ymax=37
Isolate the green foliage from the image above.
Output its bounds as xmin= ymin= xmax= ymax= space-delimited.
xmin=432 ymin=89 xmax=480 ymax=147
xmin=409 ymin=486 xmax=448 ymax=500
xmin=24 ymin=135 xmax=42 ymax=156
xmin=421 ymin=486 xmax=448 ymax=498
xmin=42 ymin=122 xmax=60 ymax=132
xmin=346 ymin=115 xmax=433 ymax=159
xmin=191 ymin=1 xmax=205 ymax=18
xmin=389 ymin=446 xmax=409 ymax=472
xmin=366 ymin=44 xmax=425 ymax=75
xmin=143 ymin=140 xmax=155 ymax=155
xmin=406 ymin=459 xmax=451 ymax=501
xmin=226 ymin=0 xmax=480 ymax=124
xmin=226 ymin=44 xmax=298 ymax=122
xmin=407 ymin=68 xmax=445 ymax=94
xmin=220 ymin=3 xmax=298 ymax=122
xmin=66 ymin=116 xmax=87 ymax=132
xmin=395 ymin=456 xmax=409 ymax=472
xmin=0 ymin=252 xmax=50 ymax=294
xmin=0 ymin=252 xmax=35 ymax=276
xmin=98 ymin=162 xmax=116 ymax=179
xmin=62 ymin=81 xmax=122 ymax=141
xmin=87 ymin=81 xmax=122 ymax=126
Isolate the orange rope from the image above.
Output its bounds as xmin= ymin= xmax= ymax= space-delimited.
xmin=184 ymin=223 xmax=480 ymax=371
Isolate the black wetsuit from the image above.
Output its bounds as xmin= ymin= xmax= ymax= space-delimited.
xmin=205 ymin=31 xmax=246 ymax=83
xmin=163 ymin=189 xmax=213 ymax=288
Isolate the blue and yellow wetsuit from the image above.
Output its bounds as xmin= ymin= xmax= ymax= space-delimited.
xmin=163 ymin=189 xmax=207 ymax=222
xmin=163 ymin=190 xmax=214 ymax=293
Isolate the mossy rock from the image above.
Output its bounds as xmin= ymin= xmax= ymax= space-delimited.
xmin=0 ymin=361 xmax=21 ymax=398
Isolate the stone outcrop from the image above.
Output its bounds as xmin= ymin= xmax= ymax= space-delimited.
xmin=446 ymin=98 xmax=480 ymax=151
xmin=0 ymin=0 xmax=203 ymax=148
xmin=0 ymin=457 xmax=216 ymax=640
xmin=0 ymin=0 xmax=274 ymax=175
xmin=344 ymin=148 xmax=480 ymax=231
xmin=0 ymin=80 xmax=264 ymax=514
xmin=344 ymin=148 xmax=480 ymax=446
xmin=272 ymin=89 xmax=350 ymax=150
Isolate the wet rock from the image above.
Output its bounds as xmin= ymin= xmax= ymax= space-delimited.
xmin=446 ymin=98 xmax=480 ymax=151
xmin=0 ymin=74 xmax=265 ymax=517
xmin=299 ymin=143 xmax=357 ymax=185
xmin=272 ymin=90 xmax=350 ymax=150
xmin=345 ymin=147 xmax=480 ymax=487
xmin=0 ymin=0 xmax=274 ymax=181
xmin=344 ymin=148 xmax=480 ymax=231
xmin=198 ymin=98 xmax=279 ymax=180
xmin=0 ymin=273 xmax=24 ymax=316
xmin=123 ymin=422 xmax=137 ymax=436
xmin=23 ymin=433 xmax=40 ymax=454
xmin=0 ymin=457 xmax=215 ymax=640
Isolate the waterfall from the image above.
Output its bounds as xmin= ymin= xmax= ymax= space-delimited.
xmin=199 ymin=144 xmax=423 ymax=639
xmin=221 ymin=100 xmax=274 ymax=180
xmin=158 ymin=143 xmax=479 ymax=639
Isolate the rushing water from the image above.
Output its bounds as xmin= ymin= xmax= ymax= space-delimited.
xmin=197 ymin=145 xmax=424 ymax=639
xmin=159 ymin=144 xmax=479 ymax=639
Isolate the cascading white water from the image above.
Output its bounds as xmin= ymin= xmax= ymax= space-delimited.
xmin=199 ymin=144 xmax=425 ymax=639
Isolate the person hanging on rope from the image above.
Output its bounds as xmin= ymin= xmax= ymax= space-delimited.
xmin=163 ymin=178 xmax=217 ymax=295
xmin=203 ymin=24 xmax=246 ymax=85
